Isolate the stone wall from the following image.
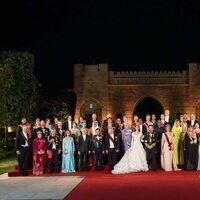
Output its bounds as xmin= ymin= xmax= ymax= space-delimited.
xmin=74 ymin=62 xmax=200 ymax=122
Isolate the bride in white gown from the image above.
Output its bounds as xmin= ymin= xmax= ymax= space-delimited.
xmin=112 ymin=125 xmax=149 ymax=174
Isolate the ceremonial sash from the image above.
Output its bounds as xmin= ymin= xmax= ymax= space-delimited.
xmin=144 ymin=122 xmax=149 ymax=128
xmin=95 ymin=137 xmax=101 ymax=148
xmin=144 ymin=122 xmax=152 ymax=132
xmin=164 ymin=133 xmax=173 ymax=151
xmin=109 ymin=135 xmax=115 ymax=145
xmin=95 ymin=137 xmax=100 ymax=143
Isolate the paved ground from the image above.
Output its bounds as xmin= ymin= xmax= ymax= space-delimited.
xmin=0 ymin=173 xmax=84 ymax=200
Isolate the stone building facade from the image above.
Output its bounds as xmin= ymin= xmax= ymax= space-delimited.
xmin=74 ymin=63 xmax=200 ymax=123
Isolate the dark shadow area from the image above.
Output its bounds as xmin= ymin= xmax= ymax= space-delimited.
xmin=134 ymin=97 xmax=164 ymax=121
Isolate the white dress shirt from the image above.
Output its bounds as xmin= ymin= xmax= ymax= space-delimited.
xmin=165 ymin=116 xmax=169 ymax=123
xmin=92 ymin=121 xmax=99 ymax=135
xmin=52 ymin=142 xmax=56 ymax=149
xmin=22 ymin=132 xmax=29 ymax=147
xmin=139 ymin=125 xmax=143 ymax=132
xmin=68 ymin=120 xmax=72 ymax=130
xmin=83 ymin=134 xmax=86 ymax=141
xmin=191 ymin=119 xmax=195 ymax=126
xmin=149 ymin=133 xmax=153 ymax=143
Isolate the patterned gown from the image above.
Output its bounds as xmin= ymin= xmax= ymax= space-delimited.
xmin=33 ymin=138 xmax=46 ymax=175
xmin=122 ymin=129 xmax=132 ymax=152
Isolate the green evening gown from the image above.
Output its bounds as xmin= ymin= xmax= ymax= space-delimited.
xmin=172 ymin=126 xmax=184 ymax=165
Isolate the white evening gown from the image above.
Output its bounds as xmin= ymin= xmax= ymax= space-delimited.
xmin=112 ymin=132 xmax=149 ymax=174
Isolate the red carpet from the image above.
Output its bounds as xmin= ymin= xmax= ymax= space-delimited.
xmin=8 ymin=167 xmax=200 ymax=200
xmin=64 ymin=170 xmax=200 ymax=200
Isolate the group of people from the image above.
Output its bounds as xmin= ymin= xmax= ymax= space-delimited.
xmin=15 ymin=110 xmax=200 ymax=176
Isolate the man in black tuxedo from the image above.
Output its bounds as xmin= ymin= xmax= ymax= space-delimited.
xmin=138 ymin=118 xmax=147 ymax=135
xmin=187 ymin=114 xmax=199 ymax=127
xmin=88 ymin=113 xmax=101 ymax=129
xmin=105 ymin=127 xmax=120 ymax=170
xmin=16 ymin=117 xmax=27 ymax=138
xmin=78 ymin=128 xmax=91 ymax=171
xmin=164 ymin=109 xmax=174 ymax=127
xmin=16 ymin=124 xmax=29 ymax=176
xmin=102 ymin=114 xmax=115 ymax=136
xmin=141 ymin=125 xmax=157 ymax=170
xmin=51 ymin=117 xmax=59 ymax=130
xmin=56 ymin=121 xmax=65 ymax=166
xmin=63 ymin=115 xmax=73 ymax=131
xmin=151 ymin=113 xmax=157 ymax=127
xmin=56 ymin=121 xmax=65 ymax=141
xmin=35 ymin=120 xmax=50 ymax=140
xmin=154 ymin=120 xmax=164 ymax=164
xmin=183 ymin=114 xmax=189 ymax=126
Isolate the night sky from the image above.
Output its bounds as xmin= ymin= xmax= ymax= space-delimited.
xmin=0 ymin=0 xmax=200 ymax=89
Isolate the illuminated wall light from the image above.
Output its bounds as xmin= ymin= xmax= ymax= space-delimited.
xmin=7 ymin=127 xmax=12 ymax=132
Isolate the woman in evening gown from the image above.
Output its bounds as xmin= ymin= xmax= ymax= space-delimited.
xmin=62 ymin=130 xmax=75 ymax=173
xmin=122 ymin=123 xmax=133 ymax=152
xmin=33 ymin=131 xmax=46 ymax=175
xmin=161 ymin=124 xmax=181 ymax=171
xmin=112 ymin=125 xmax=148 ymax=174
xmin=172 ymin=120 xmax=184 ymax=165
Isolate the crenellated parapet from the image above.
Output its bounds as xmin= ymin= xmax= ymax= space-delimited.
xmin=74 ymin=62 xmax=200 ymax=85
xmin=109 ymin=70 xmax=188 ymax=85
xmin=111 ymin=70 xmax=184 ymax=76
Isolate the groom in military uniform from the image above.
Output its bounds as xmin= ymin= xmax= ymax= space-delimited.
xmin=92 ymin=127 xmax=104 ymax=170
xmin=141 ymin=125 xmax=157 ymax=170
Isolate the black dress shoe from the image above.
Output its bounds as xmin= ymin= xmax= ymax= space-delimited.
xmin=75 ymin=167 xmax=79 ymax=171
xmin=24 ymin=171 xmax=28 ymax=175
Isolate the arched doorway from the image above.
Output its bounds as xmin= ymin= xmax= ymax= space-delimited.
xmin=133 ymin=97 xmax=164 ymax=121
xmin=80 ymin=98 xmax=102 ymax=125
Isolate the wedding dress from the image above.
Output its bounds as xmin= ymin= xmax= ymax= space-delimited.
xmin=112 ymin=132 xmax=149 ymax=174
